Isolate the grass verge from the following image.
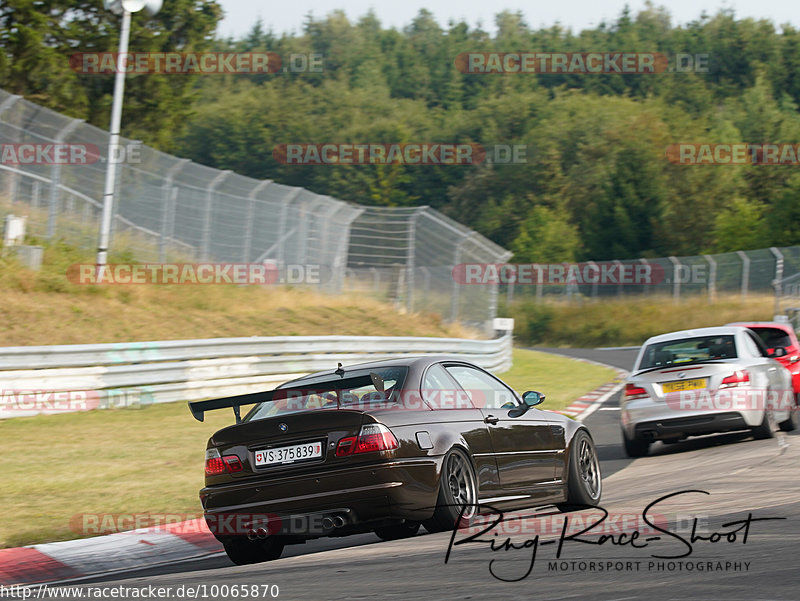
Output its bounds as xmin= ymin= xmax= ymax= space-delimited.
xmin=0 ymin=240 xmax=473 ymax=345
xmin=0 ymin=348 xmax=616 ymax=548
xmin=505 ymin=294 xmax=775 ymax=347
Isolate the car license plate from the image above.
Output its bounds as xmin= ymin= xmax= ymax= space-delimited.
xmin=254 ymin=442 xmax=323 ymax=467
xmin=661 ymin=378 xmax=706 ymax=393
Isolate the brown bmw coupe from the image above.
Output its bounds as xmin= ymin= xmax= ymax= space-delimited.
xmin=189 ymin=356 xmax=602 ymax=564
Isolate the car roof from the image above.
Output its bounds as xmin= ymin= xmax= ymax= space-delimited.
xmin=726 ymin=321 xmax=793 ymax=330
xmin=283 ymin=355 xmax=472 ymax=385
xmin=642 ymin=325 xmax=747 ymax=345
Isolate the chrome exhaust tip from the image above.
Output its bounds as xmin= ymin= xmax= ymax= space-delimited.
xmin=256 ymin=527 xmax=268 ymax=539
xmin=322 ymin=517 xmax=335 ymax=530
xmin=332 ymin=515 xmax=346 ymax=528
xmin=247 ymin=529 xmax=258 ymax=541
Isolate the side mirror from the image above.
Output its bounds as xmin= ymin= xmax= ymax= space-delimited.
xmin=522 ymin=390 xmax=545 ymax=407
xmin=769 ymin=347 xmax=788 ymax=358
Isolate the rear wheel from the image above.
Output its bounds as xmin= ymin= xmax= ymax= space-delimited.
xmin=778 ymin=394 xmax=799 ymax=432
xmin=374 ymin=520 xmax=421 ymax=541
xmin=557 ymin=430 xmax=602 ymax=511
xmin=622 ymin=428 xmax=650 ymax=457
xmin=423 ymin=448 xmax=478 ymax=533
xmin=223 ymin=537 xmax=285 ymax=565
xmin=752 ymin=410 xmax=776 ymax=439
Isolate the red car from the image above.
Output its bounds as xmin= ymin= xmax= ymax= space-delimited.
xmin=728 ymin=321 xmax=800 ymax=404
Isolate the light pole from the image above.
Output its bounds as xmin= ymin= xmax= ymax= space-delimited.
xmin=97 ymin=0 xmax=163 ymax=267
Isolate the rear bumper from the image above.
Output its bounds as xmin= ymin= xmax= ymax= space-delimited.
xmin=200 ymin=457 xmax=440 ymax=539
xmin=629 ymin=411 xmax=749 ymax=441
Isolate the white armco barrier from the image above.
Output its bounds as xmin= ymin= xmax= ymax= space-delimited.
xmin=0 ymin=333 xmax=513 ymax=418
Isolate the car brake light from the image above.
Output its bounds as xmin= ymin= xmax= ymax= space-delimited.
xmin=204 ymin=449 xmax=243 ymax=475
xmin=625 ymin=383 xmax=647 ymax=398
xmin=336 ymin=424 xmax=399 ymax=457
xmin=721 ymin=370 xmax=750 ymax=388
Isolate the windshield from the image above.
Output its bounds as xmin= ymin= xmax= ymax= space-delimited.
xmin=638 ymin=335 xmax=737 ymax=370
xmin=243 ymin=367 xmax=408 ymax=421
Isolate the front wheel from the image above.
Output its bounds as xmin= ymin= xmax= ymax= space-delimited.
xmin=423 ymin=448 xmax=478 ymax=533
xmin=557 ymin=430 xmax=602 ymax=512
xmin=223 ymin=537 xmax=285 ymax=565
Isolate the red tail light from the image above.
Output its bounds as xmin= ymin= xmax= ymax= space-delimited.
xmin=336 ymin=424 xmax=399 ymax=457
xmin=625 ymin=383 xmax=647 ymax=398
xmin=205 ymin=451 xmax=243 ymax=475
xmin=721 ymin=370 xmax=750 ymax=388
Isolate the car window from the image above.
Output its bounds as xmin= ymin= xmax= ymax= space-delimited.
xmin=444 ymin=365 xmax=518 ymax=410
xmin=750 ymin=327 xmax=793 ymax=351
xmin=422 ymin=363 xmax=474 ymax=409
xmin=639 ymin=335 xmax=738 ymax=369
xmin=244 ymin=367 xmax=407 ymax=421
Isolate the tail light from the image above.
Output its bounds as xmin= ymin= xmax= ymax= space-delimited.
xmin=721 ymin=370 xmax=750 ymax=389
xmin=336 ymin=424 xmax=399 ymax=457
xmin=624 ymin=383 xmax=647 ymax=399
xmin=205 ymin=448 xmax=243 ymax=475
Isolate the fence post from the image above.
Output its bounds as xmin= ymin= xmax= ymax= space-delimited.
xmin=0 ymin=95 xmax=22 ymax=202
xmin=405 ymin=207 xmax=426 ymax=312
xmin=201 ymin=171 xmax=231 ymax=261
xmin=771 ymin=247 xmax=784 ymax=317
xmin=44 ymin=118 xmax=83 ymax=239
xmin=589 ymin=260 xmax=599 ymax=299
xmin=159 ymin=159 xmax=189 ymax=262
xmin=736 ymin=250 xmax=750 ymax=298
xmin=668 ymin=256 xmax=680 ymax=302
xmin=450 ymin=235 xmax=468 ymax=322
xmin=241 ymin=180 xmax=272 ymax=262
xmin=704 ymin=254 xmax=717 ymax=303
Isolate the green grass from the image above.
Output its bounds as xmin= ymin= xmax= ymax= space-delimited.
xmin=505 ymin=294 xmax=776 ymax=348
xmin=500 ymin=348 xmax=617 ymax=411
xmin=0 ymin=348 xmax=616 ymax=549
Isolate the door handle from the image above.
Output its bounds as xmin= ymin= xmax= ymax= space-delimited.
xmin=484 ymin=415 xmax=499 ymax=425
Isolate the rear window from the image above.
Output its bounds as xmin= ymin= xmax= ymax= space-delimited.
xmin=749 ymin=327 xmax=793 ymax=350
xmin=243 ymin=367 xmax=408 ymax=421
xmin=639 ymin=335 xmax=737 ymax=370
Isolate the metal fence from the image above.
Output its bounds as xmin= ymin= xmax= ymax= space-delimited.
xmin=0 ymin=332 xmax=513 ymax=419
xmin=504 ymin=246 xmax=800 ymax=304
xmin=0 ymin=89 xmax=510 ymax=328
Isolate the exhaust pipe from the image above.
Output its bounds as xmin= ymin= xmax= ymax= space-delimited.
xmin=322 ymin=516 xmax=335 ymax=530
xmin=247 ymin=529 xmax=258 ymax=541
xmin=332 ymin=515 xmax=346 ymax=528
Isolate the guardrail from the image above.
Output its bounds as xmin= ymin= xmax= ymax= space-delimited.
xmin=0 ymin=333 xmax=513 ymax=418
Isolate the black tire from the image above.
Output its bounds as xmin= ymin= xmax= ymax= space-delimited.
xmin=374 ymin=520 xmax=421 ymax=541
xmin=423 ymin=448 xmax=478 ymax=533
xmin=752 ymin=410 xmax=776 ymax=439
xmin=778 ymin=394 xmax=799 ymax=432
xmin=622 ymin=428 xmax=650 ymax=457
xmin=223 ymin=537 xmax=285 ymax=565
xmin=557 ymin=430 xmax=602 ymax=512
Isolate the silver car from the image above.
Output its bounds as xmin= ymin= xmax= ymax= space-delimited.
xmin=621 ymin=326 xmax=795 ymax=457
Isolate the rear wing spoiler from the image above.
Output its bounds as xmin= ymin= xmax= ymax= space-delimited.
xmin=188 ymin=373 xmax=380 ymax=423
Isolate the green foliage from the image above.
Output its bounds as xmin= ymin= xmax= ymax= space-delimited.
xmin=7 ymin=5 xmax=800 ymax=256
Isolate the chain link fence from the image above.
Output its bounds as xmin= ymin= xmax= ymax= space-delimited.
xmin=0 ymin=89 xmax=510 ymax=330
xmin=504 ymin=246 xmax=800 ymax=307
